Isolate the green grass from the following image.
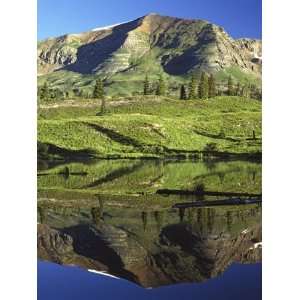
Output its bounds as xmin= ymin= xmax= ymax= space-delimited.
xmin=38 ymin=96 xmax=261 ymax=158
xmin=38 ymin=159 xmax=261 ymax=198
xmin=38 ymin=65 xmax=260 ymax=98
xmin=216 ymin=66 xmax=261 ymax=87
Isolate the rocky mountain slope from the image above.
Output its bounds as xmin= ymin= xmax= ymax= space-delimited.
xmin=38 ymin=14 xmax=261 ymax=94
xmin=38 ymin=202 xmax=262 ymax=288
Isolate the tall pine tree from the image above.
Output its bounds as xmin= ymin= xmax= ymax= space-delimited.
xmin=39 ymin=81 xmax=50 ymax=101
xmin=236 ymin=82 xmax=241 ymax=96
xmin=241 ymin=84 xmax=250 ymax=98
xmin=227 ymin=76 xmax=234 ymax=96
xmin=93 ymin=79 xmax=104 ymax=99
xmin=143 ymin=75 xmax=151 ymax=95
xmin=156 ymin=75 xmax=166 ymax=96
xmin=188 ymin=75 xmax=197 ymax=99
xmin=180 ymin=85 xmax=188 ymax=100
xmin=93 ymin=79 xmax=106 ymax=115
xmin=198 ymin=72 xmax=209 ymax=99
xmin=208 ymin=74 xmax=216 ymax=98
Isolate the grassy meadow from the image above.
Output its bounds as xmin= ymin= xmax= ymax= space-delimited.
xmin=38 ymin=95 xmax=262 ymax=159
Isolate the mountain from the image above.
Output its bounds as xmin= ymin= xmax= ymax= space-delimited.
xmin=37 ymin=13 xmax=262 ymax=95
xmin=38 ymin=202 xmax=261 ymax=288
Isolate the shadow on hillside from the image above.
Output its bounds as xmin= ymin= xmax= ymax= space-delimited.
xmin=86 ymin=123 xmax=141 ymax=147
xmin=162 ymin=24 xmax=216 ymax=75
xmin=193 ymin=130 xmax=241 ymax=142
xmin=60 ymin=19 xmax=141 ymax=74
xmin=37 ymin=142 xmax=98 ymax=171
xmin=81 ymin=160 xmax=144 ymax=189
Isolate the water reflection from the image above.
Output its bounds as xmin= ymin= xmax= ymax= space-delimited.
xmin=37 ymin=159 xmax=261 ymax=288
xmin=38 ymin=159 xmax=261 ymax=200
xmin=38 ymin=203 xmax=261 ymax=287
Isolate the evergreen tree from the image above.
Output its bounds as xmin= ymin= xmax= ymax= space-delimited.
xmin=62 ymin=166 xmax=70 ymax=179
xmin=154 ymin=211 xmax=164 ymax=231
xmin=241 ymin=84 xmax=250 ymax=98
xmin=250 ymin=85 xmax=261 ymax=100
xmin=52 ymin=88 xmax=63 ymax=100
xmin=180 ymin=85 xmax=188 ymax=100
xmin=208 ymin=74 xmax=216 ymax=98
xmin=235 ymin=82 xmax=241 ymax=96
xmin=179 ymin=207 xmax=185 ymax=222
xmin=93 ymin=79 xmax=104 ymax=99
xmin=198 ymin=72 xmax=209 ymax=99
xmin=226 ymin=211 xmax=233 ymax=231
xmin=39 ymin=81 xmax=50 ymax=101
xmin=227 ymin=76 xmax=234 ymax=96
xmin=141 ymin=211 xmax=148 ymax=231
xmin=143 ymin=75 xmax=151 ymax=95
xmin=188 ymin=75 xmax=197 ymax=99
xmin=91 ymin=207 xmax=101 ymax=226
xmin=38 ymin=206 xmax=46 ymax=224
xmin=100 ymin=97 xmax=106 ymax=115
xmin=156 ymin=75 xmax=167 ymax=96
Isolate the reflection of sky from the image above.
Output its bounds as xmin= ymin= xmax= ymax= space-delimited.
xmin=38 ymin=261 xmax=261 ymax=300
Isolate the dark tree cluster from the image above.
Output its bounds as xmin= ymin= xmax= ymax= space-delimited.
xmin=93 ymin=78 xmax=106 ymax=114
xmin=93 ymin=79 xmax=105 ymax=99
xmin=143 ymin=75 xmax=168 ymax=96
xmin=227 ymin=77 xmax=262 ymax=100
xmin=180 ymin=72 xmax=216 ymax=100
xmin=38 ymin=82 xmax=65 ymax=101
xmin=38 ymin=81 xmax=94 ymax=101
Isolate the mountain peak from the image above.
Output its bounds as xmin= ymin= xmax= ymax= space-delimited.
xmin=38 ymin=14 xmax=262 ymax=79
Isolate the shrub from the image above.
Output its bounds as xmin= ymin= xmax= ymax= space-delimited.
xmin=203 ymin=142 xmax=218 ymax=152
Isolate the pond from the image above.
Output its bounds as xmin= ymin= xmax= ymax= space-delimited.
xmin=37 ymin=159 xmax=262 ymax=299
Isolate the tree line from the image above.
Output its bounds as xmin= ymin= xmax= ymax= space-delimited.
xmin=143 ymin=73 xmax=261 ymax=100
xmin=38 ymin=74 xmax=261 ymax=102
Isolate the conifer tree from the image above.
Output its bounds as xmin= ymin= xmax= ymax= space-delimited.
xmin=227 ymin=76 xmax=234 ymax=96
xmin=208 ymin=74 xmax=216 ymax=98
xmin=180 ymin=85 xmax=187 ymax=100
xmin=93 ymin=79 xmax=106 ymax=115
xmin=198 ymin=72 xmax=209 ymax=99
xmin=39 ymin=81 xmax=50 ymax=101
xmin=236 ymin=82 xmax=241 ymax=96
xmin=100 ymin=97 xmax=106 ymax=115
xmin=156 ymin=75 xmax=167 ymax=96
xmin=143 ymin=75 xmax=151 ymax=95
xmin=154 ymin=211 xmax=164 ymax=231
xmin=141 ymin=211 xmax=148 ymax=231
xmin=188 ymin=75 xmax=197 ymax=99
xmin=93 ymin=79 xmax=104 ymax=99
xmin=241 ymin=84 xmax=249 ymax=98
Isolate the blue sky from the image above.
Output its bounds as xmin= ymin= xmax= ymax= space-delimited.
xmin=38 ymin=0 xmax=261 ymax=40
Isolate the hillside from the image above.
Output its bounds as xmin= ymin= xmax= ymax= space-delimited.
xmin=38 ymin=13 xmax=262 ymax=96
xmin=38 ymin=96 xmax=261 ymax=159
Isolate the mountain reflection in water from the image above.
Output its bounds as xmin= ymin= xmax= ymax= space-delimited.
xmin=37 ymin=159 xmax=261 ymax=290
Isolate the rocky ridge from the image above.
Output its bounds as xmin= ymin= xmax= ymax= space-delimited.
xmin=38 ymin=14 xmax=262 ymax=78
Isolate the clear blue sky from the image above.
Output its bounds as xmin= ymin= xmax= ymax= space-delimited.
xmin=38 ymin=0 xmax=261 ymax=40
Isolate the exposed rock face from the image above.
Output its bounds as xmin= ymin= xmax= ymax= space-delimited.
xmin=37 ymin=14 xmax=261 ymax=77
xmin=37 ymin=219 xmax=261 ymax=288
xmin=150 ymin=222 xmax=262 ymax=286
xmin=37 ymin=223 xmax=74 ymax=263
xmin=64 ymin=223 xmax=149 ymax=271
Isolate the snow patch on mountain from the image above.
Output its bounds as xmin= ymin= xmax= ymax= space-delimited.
xmin=92 ymin=20 xmax=131 ymax=32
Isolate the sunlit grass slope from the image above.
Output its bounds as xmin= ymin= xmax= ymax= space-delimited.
xmin=38 ymin=96 xmax=261 ymax=158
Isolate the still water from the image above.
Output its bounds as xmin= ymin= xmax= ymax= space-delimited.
xmin=37 ymin=159 xmax=262 ymax=299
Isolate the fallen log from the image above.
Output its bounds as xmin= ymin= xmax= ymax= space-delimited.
xmin=172 ymin=198 xmax=262 ymax=209
xmin=157 ymin=189 xmax=261 ymax=198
